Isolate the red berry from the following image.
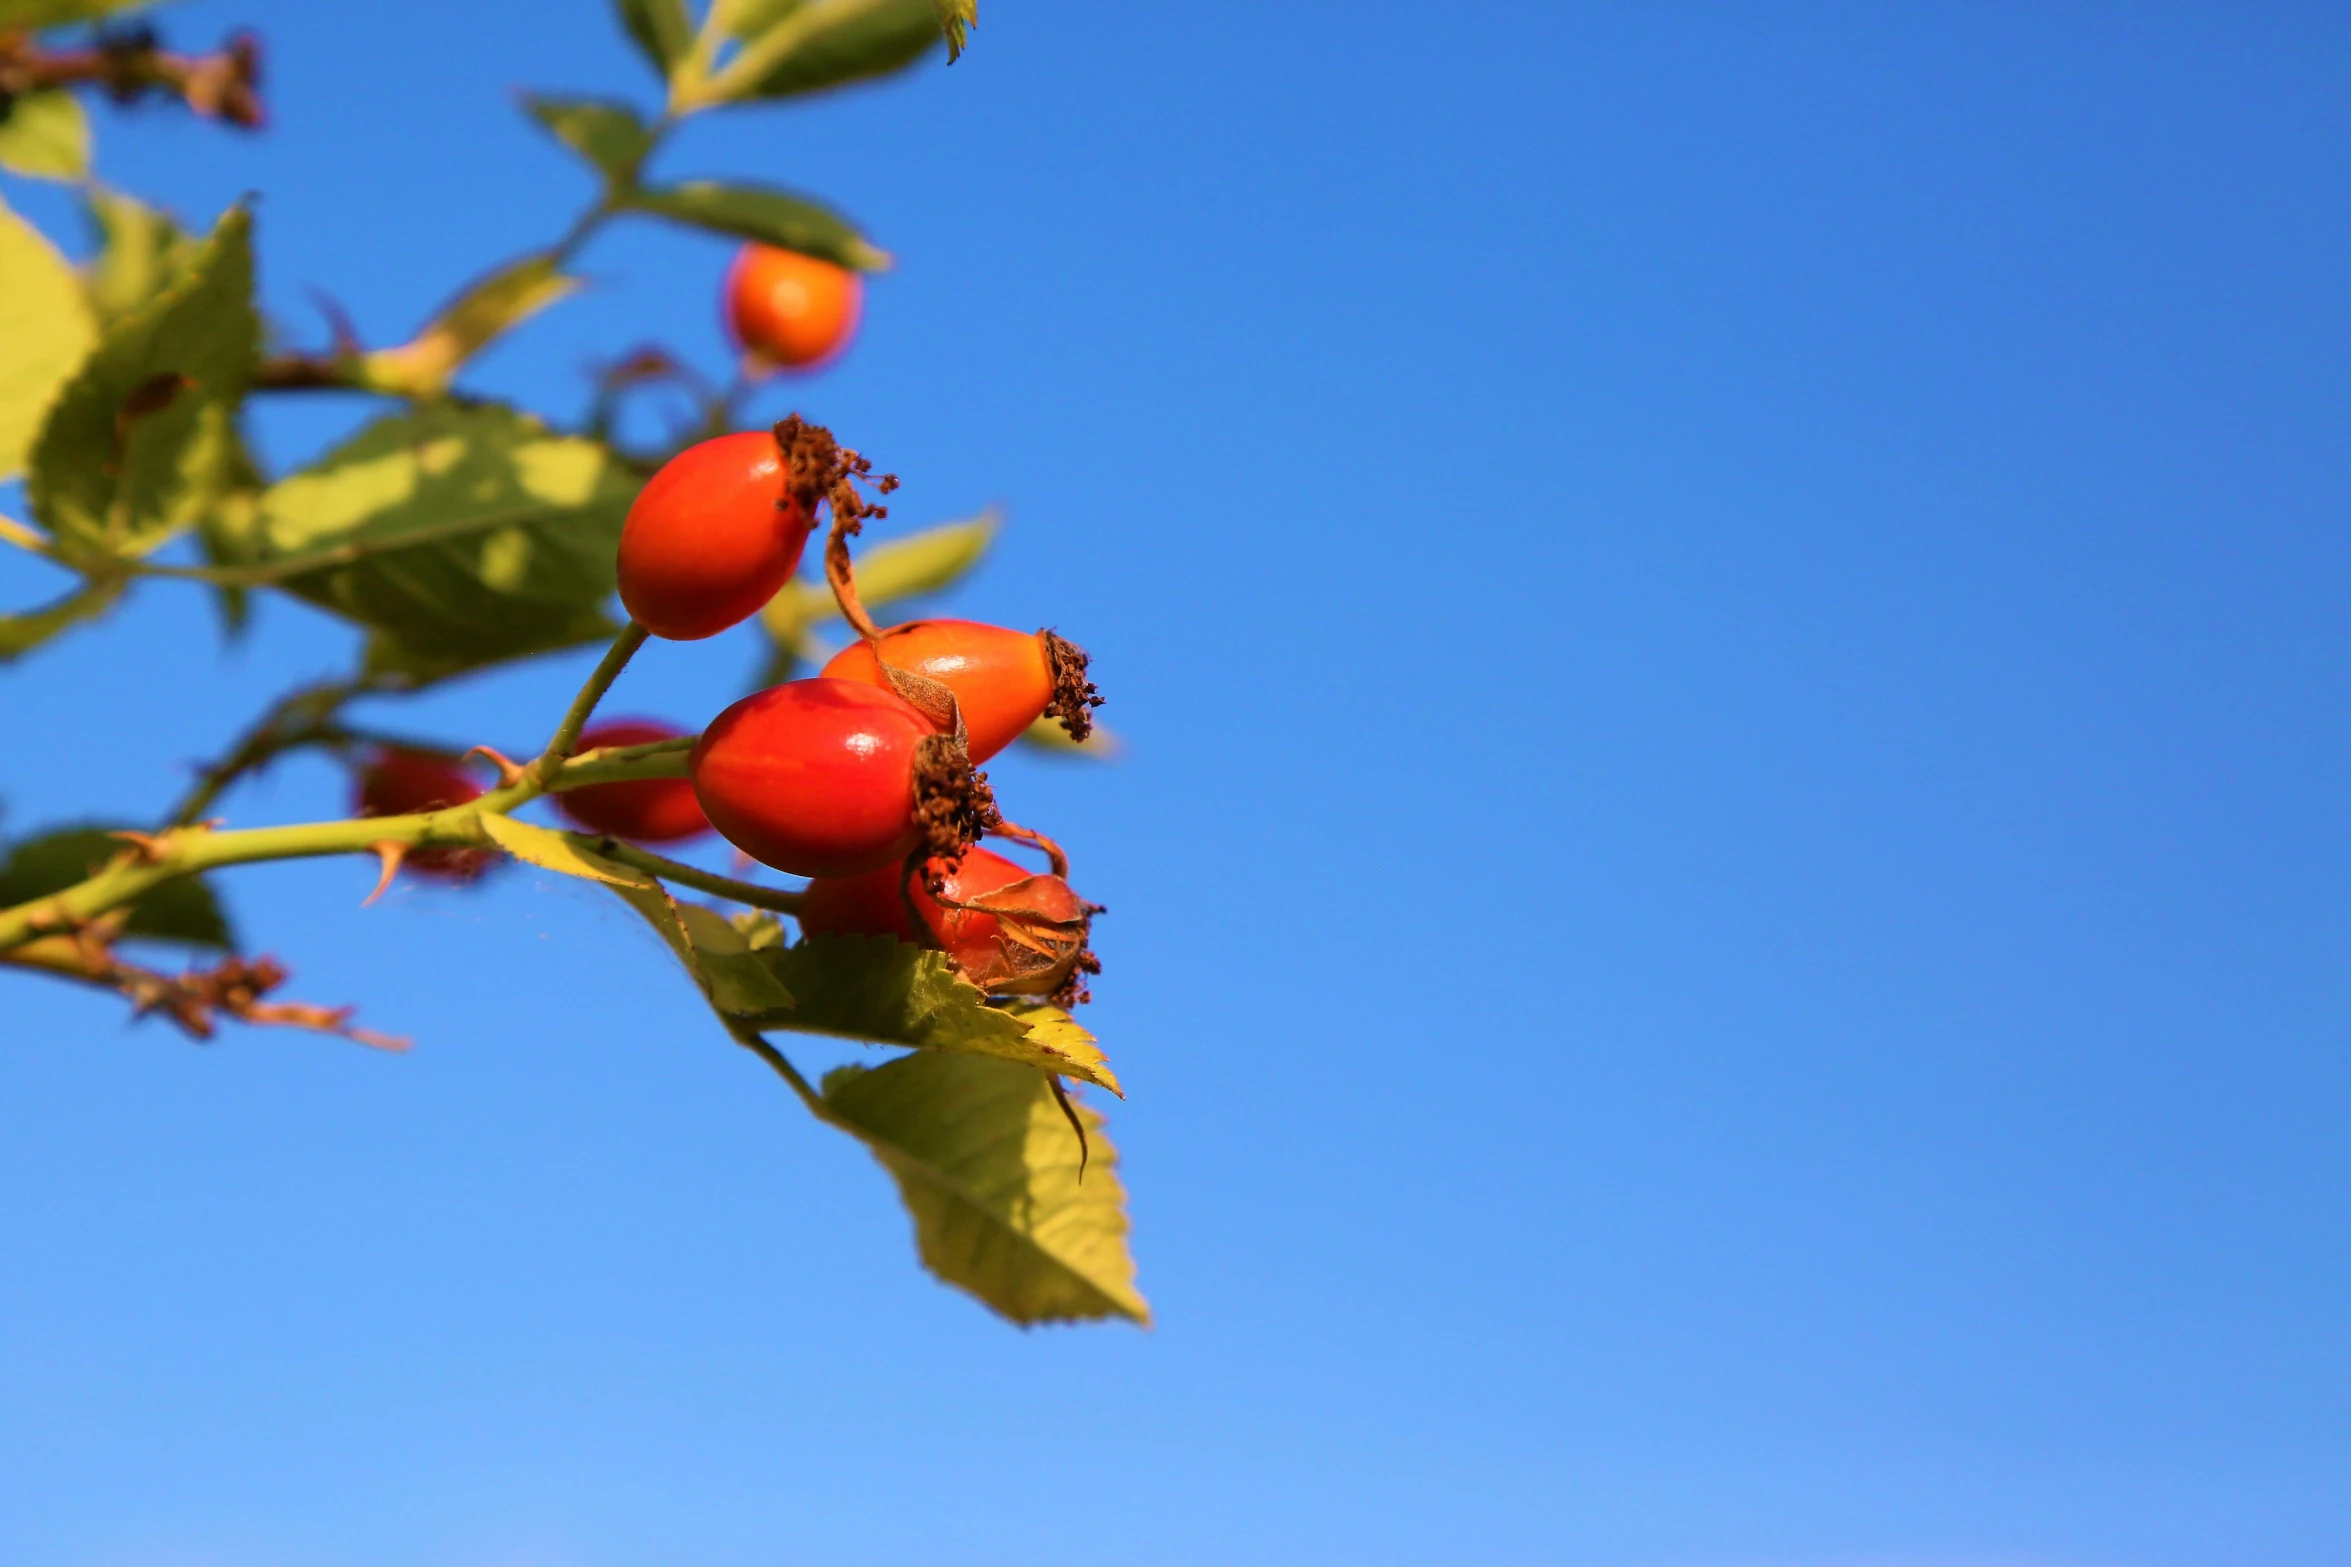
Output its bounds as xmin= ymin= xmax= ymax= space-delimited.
xmin=554 ymin=720 xmax=709 ymax=845
xmin=821 ymin=620 xmax=1098 ymax=763
xmin=724 ymin=244 xmax=862 ymax=374
xmin=690 ymin=679 xmax=993 ymax=877
xmin=616 ymin=429 xmax=813 ymax=641
xmin=354 ymin=748 xmax=493 ymax=881
xmin=801 ymin=842 xmax=1097 ymax=999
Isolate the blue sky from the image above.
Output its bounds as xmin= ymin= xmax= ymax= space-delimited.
xmin=3 ymin=3 xmax=2347 ymax=1564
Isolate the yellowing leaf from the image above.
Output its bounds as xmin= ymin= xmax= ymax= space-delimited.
xmin=362 ymin=254 xmax=579 ymax=397
xmin=0 ymin=90 xmax=90 ymax=181
xmin=822 ymin=1050 xmax=1148 ymax=1325
xmin=0 ymin=201 xmax=98 ymax=482
xmin=480 ymin=815 xmax=655 ymax=888
xmin=26 ymin=203 xmax=257 ymax=556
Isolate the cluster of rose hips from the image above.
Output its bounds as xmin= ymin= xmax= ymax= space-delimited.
xmin=352 ymin=244 xmax=1104 ymax=1005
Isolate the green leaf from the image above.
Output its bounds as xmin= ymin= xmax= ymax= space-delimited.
xmin=0 ymin=574 xmax=125 ymax=664
xmin=245 ymin=402 xmax=639 ymax=673
xmin=625 ymin=181 xmax=889 ymax=271
xmin=611 ymin=0 xmax=694 ymax=79
xmin=0 ymin=200 xmax=98 ymax=482
xmin=931 ymin=0 xmax=975 ymax=63
xmin=607 ymin=883 xmax=799 ymax=1016
xmin=360 ymin=253 xmax=580 ymax=397
xmin=0 ymin=825 xmax=232 ymax=948
xmin=521 ymin=94 xmax=657 ymax=184
xmin=702 ymin=0 xmax=942 ymax=106
xmin=753 ymin=935 xmax=1122 ymax=1093
xmin=0 ymin=90 xmax=91 ymax=181
xmin=82 ymin=186 xmax=197 ymax=327
xmin=822 ymin=1050 xmax=1147 ymax=1325
xmin=26 ymin=203 xmax=258 ymax=557
xmin=758 ymin=512 xmax=995 ymax=660
xmin=0 ymin=0 xmax=161 ymax=28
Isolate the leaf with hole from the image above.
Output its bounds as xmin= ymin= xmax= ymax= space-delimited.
xmin=26 ymin=203 xmax=257 ymax=557
xmin=821 ymin=1050 xmax=1147 ymax=1325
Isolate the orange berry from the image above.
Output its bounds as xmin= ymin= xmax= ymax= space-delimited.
xmin=822 ymin=619 xmax=1096 ymax=764
xmin=724 ymin=243 xmax=862 ymax=374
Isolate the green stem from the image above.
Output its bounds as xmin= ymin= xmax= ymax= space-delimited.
xmin=597 ymin=841 xmax=801 ymax=914
xmin=724 ymin=1016 xmax=828 ymax=1115
xmin=536 ymin=621 xmax=650 ymax=782
xmin=0 ymin=740 xmax=695 ymax=953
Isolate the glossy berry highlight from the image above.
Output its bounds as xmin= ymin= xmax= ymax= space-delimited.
xmin=353 ymin=748 xmax=493 ymax=881
xmin=689 ymin=679 xmax=994 ymax=878
xmin=822 ymin=620 xmax=1099 ymax=763
xmin=724 ymin=243 xmax=862 ymax=374
xmin=554 ymin=720 xmax=708 ymax=845
xmin=616 ymin=429 xmax=812 ymax=641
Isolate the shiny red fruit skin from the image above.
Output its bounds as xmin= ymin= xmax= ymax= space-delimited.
xmin=689 ymin=679 xmax=933 ymax=876
xmin=799 ymin=844 xmax=1027 ymax=962
xmin=555 ymin=719 xmax=709 ymax=845
xmin=821 ymin=619 xmax=1054 ymax=763
xmin=354 ymin=748 xmax=492 ymax=881
xmin=616 ymin=430 xmax=812 ymax=641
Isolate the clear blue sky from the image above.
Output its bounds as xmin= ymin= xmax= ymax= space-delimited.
xmin=3 ymin=3 xmax=2347 ymax=1564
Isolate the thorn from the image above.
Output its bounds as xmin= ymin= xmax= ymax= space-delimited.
xmin=310 ymin=288 xmax=362 ymax=358
xmin=361 ymin=841 xmax=405 ymax=907
xmin=463 ymin=745 xmax=530 ymax=787
xmin=105 ymin=828 xmax=173 ymax=862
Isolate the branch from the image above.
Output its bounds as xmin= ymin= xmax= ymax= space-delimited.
xmin=0 ymin=25 xmax=264 ymax=129
xmin=1 ymin=933 xmax=402 ymax=1049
